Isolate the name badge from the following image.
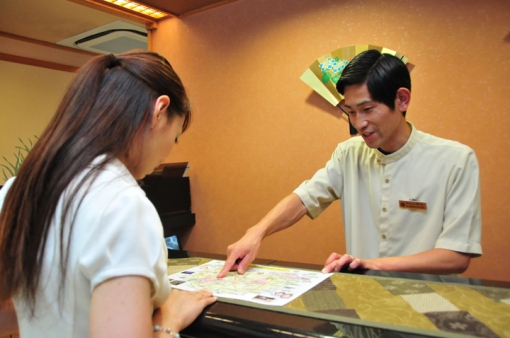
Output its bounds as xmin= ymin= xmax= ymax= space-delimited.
xmin=399 ymin=200 xmax=427 ymax=210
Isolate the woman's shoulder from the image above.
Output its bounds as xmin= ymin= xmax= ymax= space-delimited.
xmin=86 ymin=158 xmax=141 ymax=195
xmin=72 ymin=158 xmax=152 ymax=221
xmin=0 ymin=177 xmax=16 ymax=210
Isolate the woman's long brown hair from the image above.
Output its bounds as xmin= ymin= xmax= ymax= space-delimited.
xmin=0 ymin=50 xmax=191 ymax=312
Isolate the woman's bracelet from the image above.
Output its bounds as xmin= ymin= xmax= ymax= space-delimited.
xmin=153 ymin=325 xmax=181 ymax=338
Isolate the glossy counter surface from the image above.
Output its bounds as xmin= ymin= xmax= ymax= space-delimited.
xmin=168 ymin=252 xmax=510 ymax=338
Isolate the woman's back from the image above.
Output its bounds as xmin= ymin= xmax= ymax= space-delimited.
xmin=0 ymin=158 xmax=170 ymax=337
xmin=0 ymin=51 xmax=216 ymax=337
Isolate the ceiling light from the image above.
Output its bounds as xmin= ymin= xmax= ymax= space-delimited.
xmin=103 ymin=0 xmax=168 ymax=18
xmin=89 ymin=0 xmax=171 ymax=20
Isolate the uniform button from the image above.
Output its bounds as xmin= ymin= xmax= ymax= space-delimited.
xmin=382 ymin=207 xmax=387 ymax=212
xmin=382 ymin=234 xmax=386 ymax=239
xmin=385 ymin=179 xmax=389 ymax=183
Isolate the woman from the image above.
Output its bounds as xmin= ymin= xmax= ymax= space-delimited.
xmin=0 ymin=51 xmax=216 ymax=337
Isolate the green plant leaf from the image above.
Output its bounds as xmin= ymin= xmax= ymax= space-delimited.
xmin=2 ymin=156 xmax=16 ymax=171
xmin=1 ymin=136 xmax=38 ymax=181
xmin=1 ymin=164 xmax=15 ymax=177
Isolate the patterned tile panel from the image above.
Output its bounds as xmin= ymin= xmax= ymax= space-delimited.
xmin=301 ymin=290 xmax=346 ymax=312
xmin=428 ymin=284 xmax=510 ymax=337
xmin=376 ymin=279 xmax=435 ymax=296
xmin=326 ymin=274 xmax=438 ymax=331
xmin=474 ymin=288 xmax=510 ymax=303
xmin=425 ymin=311 xmax=498 ymax=338
xmin=168 ymin=258 xmax=510 ymax=337
xmin=400 ymin=293 xmax=459 ymax=313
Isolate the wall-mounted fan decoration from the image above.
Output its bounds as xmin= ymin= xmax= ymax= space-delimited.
xmin=300 ymin=44 xmax=413 ymax=135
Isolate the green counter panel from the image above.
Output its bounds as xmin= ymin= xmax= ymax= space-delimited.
xmin=168 ymin=257 xmax=510 ymax=337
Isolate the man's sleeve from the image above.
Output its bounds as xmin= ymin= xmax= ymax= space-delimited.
xmin=435 ymin=149 xmax=482 ymax=255
xmin=293 ymin=146 xmax=344 ymax=219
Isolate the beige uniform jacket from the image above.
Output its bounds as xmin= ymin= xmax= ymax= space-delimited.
xmin=294 ymin=123 xmax=482 ymax=258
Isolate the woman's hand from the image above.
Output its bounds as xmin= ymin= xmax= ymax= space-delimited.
xmin=153 ymin=289 xmax=217 ymax=334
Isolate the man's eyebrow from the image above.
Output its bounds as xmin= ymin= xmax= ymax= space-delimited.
xmin=344 ymin=100 xmax=375 ymax=109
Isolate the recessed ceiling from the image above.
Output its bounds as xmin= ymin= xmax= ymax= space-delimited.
xmin=0 ymin=0 xmax=141 ymax=44
xmin=0 ymin=0 xmax=237 ymax=70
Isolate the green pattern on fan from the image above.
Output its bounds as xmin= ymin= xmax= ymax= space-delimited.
xmin=301 ymin=44 xmax=412 ymax=106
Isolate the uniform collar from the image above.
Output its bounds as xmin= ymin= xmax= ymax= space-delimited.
xmin=375 ymin=122 xmax=417 ymax=164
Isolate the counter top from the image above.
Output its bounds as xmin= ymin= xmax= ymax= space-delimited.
xmin=168 ymin=252 xmax=510 ymax=338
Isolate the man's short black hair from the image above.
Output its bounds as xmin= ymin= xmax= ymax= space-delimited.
xmin=336 ymin=49 xmax=411 ymax=115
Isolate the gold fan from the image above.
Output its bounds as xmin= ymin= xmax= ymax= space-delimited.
xmin=300 ymin=44 xmax=413 ymax=134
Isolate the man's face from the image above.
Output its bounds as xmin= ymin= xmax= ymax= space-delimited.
xmin=342 ymin=83 xmax=408 ymax=153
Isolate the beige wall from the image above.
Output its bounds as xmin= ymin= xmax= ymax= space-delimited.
xmin=0 ymin=61 xmax=74 ymax=183
xmin=153 ymin=0 xmax=510 ymax=281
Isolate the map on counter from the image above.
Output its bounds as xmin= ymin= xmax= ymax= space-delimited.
xmin=167 ymin=260 xmax=332 ymax=306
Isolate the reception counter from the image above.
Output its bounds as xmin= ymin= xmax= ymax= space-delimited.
xmin=168 ymin=251 xmax=510 ymax=338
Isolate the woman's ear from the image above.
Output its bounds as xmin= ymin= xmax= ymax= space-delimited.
xmin=395 ymin=88 xmax=410 ymax=112
xmin=151 ymin=95 xmax=171 ymax=128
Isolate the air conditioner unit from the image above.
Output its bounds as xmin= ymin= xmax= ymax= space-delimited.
xmin=57 ymin=20 xmax=147 ymax=55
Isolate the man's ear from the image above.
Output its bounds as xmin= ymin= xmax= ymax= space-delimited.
xmin=151 ymin=95 xmax=171 ymax=128
xmin=395 ymin=88 xmax=410 ymax=113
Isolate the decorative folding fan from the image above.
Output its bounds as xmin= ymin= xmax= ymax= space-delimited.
xmin=300 ymin=44 xmax=413 ymax=135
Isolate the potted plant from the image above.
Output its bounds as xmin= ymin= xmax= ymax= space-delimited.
xmin=1 ymin=136 xmax=38 ymax=187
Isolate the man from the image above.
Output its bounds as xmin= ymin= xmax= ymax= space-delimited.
xmin=218 ymin=49 xmax=481 ymax=278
